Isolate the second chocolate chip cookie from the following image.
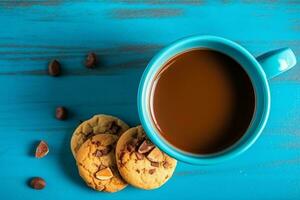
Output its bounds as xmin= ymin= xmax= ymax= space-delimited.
xmin=115 ymin=126 xmax=177 ymax=190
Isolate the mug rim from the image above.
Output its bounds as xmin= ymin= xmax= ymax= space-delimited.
xmin=137 ymin=35 xmax=270 ymax=165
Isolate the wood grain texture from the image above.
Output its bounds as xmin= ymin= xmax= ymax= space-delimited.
xmin=111 ymin=8 xmax=183 ymax=19
xmin=0 ymin=0 xmax=299 ymax=199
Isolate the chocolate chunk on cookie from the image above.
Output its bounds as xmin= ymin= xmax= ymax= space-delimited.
xmin=70 ymin=114 xmax=129 ymax=158
xmin=76 ymin=134 xmax=127 ymax=192
xmin=138 ymin=140 xmax=154 ymax=154
xmin=115 ymin=126 xmax=177 ymax=190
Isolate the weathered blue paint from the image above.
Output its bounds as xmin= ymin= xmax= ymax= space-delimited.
xmin=0 ymin=1 xmax=299 ymax=199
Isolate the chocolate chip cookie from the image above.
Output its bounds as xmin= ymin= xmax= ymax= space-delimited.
xmin=71 ymin=114 xmax=129 ymax=158
xmin=115 ymin=126 xmax=177 ymax=190
xmin=76 ymin=134 xmax=127 ymax=192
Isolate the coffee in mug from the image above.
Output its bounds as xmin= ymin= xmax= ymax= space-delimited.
xmin=149 ymin=49 xmax=255 ymax=154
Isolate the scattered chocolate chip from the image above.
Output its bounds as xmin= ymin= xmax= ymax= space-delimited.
xmin=151 ymin=162 xmax=159 ymax=167
xmin=48 ymin=59 xmax=61 ymax=76
xmin=136 ymin=169 xmax=140 ymax=173
xmin=85 ymin=52 xmax=97 ymax=68
xmin=149 ymin=169 xmax=156 ymax=175
xmin=138 ymin=140 xmax=155 ymax=154
xmin=55 ymin=106 xmax=67 ymax=120
xmin=29 ymin=177 xmax=46 ymax=190
xmin=135 ymin=152 xmax=144 ymax=160
xmin=35 ymin=141 xmax=49 ymax=158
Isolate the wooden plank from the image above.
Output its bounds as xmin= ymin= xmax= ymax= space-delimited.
xmin=0 ymin=0 xmax=299 ymax=199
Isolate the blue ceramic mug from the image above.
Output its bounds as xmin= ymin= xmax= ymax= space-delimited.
xmin=137 ymin=35 xmax=297 ymax=165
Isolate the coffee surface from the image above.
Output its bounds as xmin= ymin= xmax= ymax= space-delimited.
xmin=150 ymin=49 xmax=255 ymax=154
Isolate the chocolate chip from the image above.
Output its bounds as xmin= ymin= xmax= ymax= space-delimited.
xmin=138 ymin=140 xmax=155 ymax=154
xmin=94 ymin=150 xmax=103 ymax=157
xmin=92 ymin=140 xmax=101 ymax=146
xmin=119 ymin=150 xmax=125 ymax=159
xmin=132 ymin=138 xmax=139 ymax=144
xmin=35 ymin=141 xmax=49 ymax=158
xmin=55 ymin=106 xmax=67 ymax=120
xmin=149 ymin=169 xmax=156 ymax=174
xmin=85 ymin=131 xmax=94 ymax=139
xmin=48 ymin=59 xmax=61 ymax=76
xmin=86 ymin=52 xmax=97 ymax=68
xmin=109 ymin=122 xmax=120 ymax=134
xmin=151 ymin=162 xmax=159 ymax=167
xmin=136 ymin=169 xmax=140 ymax=173
xmin=100 ymin=145 xmax=112 ymax=155
xmin=29 ymin=177 xmax=46 ymax=190
xmin=163 ymin=161 xmax=171 ymax=168
xmin=126 ymin=143 xmax=135 ymax=152
xmin=94 ymin=141 xmax=101 ymax=146
xmin=135 ymin=152 xmax=144 ymax=160
xmin=147 ymin=147 xmax=164 ymax=162
xmin=132 ymin=132 xmax=138 ymax=138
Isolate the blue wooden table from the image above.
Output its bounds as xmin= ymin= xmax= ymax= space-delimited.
xmin=0 ymin=1 xmax=299 ymax=199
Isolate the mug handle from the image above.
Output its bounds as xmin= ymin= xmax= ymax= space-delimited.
xmin=256 ymin=48 xmax=297 ymax=79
